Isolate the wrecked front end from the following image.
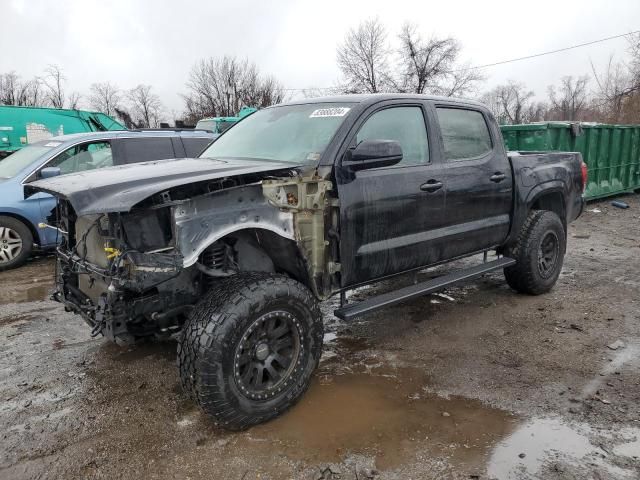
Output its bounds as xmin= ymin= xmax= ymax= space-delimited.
xmin=47 ymin=169 xmax=338 ymax=345
xmin=53 ymin=199 xmax=199 ymax=344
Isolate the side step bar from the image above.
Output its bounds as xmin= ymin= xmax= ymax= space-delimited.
xmin=334 ymin=257 xmax=516 ymax=321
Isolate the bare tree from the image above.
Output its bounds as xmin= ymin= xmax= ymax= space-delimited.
xmin=591 ymin=33 xmax=640 ymax=123
xmin=547 ymin=75 xmax=589 ymax=121
xmin=396 ymin=23 xmax=482 ymax=96
xmin=629 ymin=32 xmax=640 ymax=87
xmin=0 ymin=72 xmax=20 ymax=105
xmin=43 ymin=65 xmax=66 ymax=108
xmin=0 ymin=72 xmax=43 ymax=106
xmin=127 ymin=84 xmax=163 ymax=128
xmin=336 ymin=18 xmax=391 ymax=93
xmin=67 ymin=91 xmax=82 ymax=110
xmin=183 ymin=56 xmax=286 ymax=121
xmin=481 ymin=81 xmax=535 ymax=124
xmin=114 ymin=107 xmax=139 ymax=129
xmin=523 ymin=101 xmax=549 ymax=123
xmin=89 ymin=82 xmax=121 ymax=117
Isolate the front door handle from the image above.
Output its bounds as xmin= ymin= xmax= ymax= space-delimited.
xmin=490 ymin=172 xmax=506 ymax=183
xmin=420 ymin=180 xmax=443 ymax=192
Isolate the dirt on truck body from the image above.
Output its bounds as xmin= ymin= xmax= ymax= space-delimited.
xmin=28 ymin=94 xmax=586 ymax=430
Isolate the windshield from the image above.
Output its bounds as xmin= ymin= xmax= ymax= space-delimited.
xmin=199 ymin=103 xmax=355 ymax=164
xmin=0 ymin=144 xmax=54 ymax=179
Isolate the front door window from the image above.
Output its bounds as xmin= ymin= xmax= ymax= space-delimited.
xmin=45 ymin=141 xmax=113 ymax=176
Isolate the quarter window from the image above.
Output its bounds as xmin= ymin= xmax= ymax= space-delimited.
xmin=436 ymin=108 xmax=492 ymax=160
xmin=356 ymin=106 xmax=429 ymax=165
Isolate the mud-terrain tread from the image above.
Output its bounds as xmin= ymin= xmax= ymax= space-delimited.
xmin=0 ymin=215 xmax=33 ymax=271
xmin=177 ymin=274 xmax=266 ymax=401
xmin=504 ymin=210 xmax=565 ymax=295
xmin=177 ymin=272 xmax=323 ymax=430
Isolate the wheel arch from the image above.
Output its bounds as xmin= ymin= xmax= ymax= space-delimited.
xmin=504 ymin=181 xmax=568 ymax=251
xmin=529 ymin=189 xmax=567 ymax=231
xmin=194 ymin=227 xmax=313 ymax=291
xmin=0 ymin=211 xmax=40 ymax=246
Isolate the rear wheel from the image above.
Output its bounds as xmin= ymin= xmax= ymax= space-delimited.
xmin=504 ymin=210 xmax=566 ymax=295
xmin=0 ymin=216 xmax=33 ymax=271
xmin=178 ymin=272 xmax=323 ymax=430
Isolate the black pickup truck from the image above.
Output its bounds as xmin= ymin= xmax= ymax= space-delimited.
xmin=30 ymin=94 xmax=586 ymax=430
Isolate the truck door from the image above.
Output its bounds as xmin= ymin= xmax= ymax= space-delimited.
xmin=431 ymin=104 xmax=513 ymax=257
xmin=336 ymin=102 xmax=447 ymax=287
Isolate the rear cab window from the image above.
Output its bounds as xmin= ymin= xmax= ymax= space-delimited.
xmin=436 ymin=107 xmax=492 ymax=161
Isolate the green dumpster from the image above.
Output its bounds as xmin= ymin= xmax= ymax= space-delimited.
xmin=501 ymin=122 xmax=640 ymax=200
xmin=0 ymin=105 xmax=126 ymax=158
xmin=195 ymin=107 xmax=258 ymax=134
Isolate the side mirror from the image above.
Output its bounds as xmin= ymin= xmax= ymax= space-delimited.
xmin=343 ymin=139 xmax=403 ymax=171
xmin=40 ymin=167 xmax=61 ymax=179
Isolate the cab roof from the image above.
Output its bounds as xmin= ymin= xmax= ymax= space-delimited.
xmin=280 ymin=93 xmax=485 ymax=108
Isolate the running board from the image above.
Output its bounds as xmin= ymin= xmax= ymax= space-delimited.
xmin=334 ymin=257 xmax=516 ymax=321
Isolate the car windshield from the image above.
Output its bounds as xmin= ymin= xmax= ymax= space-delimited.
xmin=0 ymin=144 xmax=54 ymax=179
xmin=199 ymin=103 xmax=355 ymax=164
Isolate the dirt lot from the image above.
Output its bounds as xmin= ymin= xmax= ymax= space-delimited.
xmin=1 ymin=195 xmax=639 ymax=480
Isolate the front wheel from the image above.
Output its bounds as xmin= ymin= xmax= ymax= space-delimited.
xmin=504 ymin=210 xmax=566 ymax=295
xmin=178 ymin=273 xmax=323 ymax=430
xmin=0 ymin=216 xmax=33 ymax=271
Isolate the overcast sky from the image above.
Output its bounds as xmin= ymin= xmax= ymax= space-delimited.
xmin=3 ymin=0 xmax=639 ymax=119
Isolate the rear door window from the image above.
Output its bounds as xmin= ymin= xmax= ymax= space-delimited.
xmin=436 ymin=108 xmax=492 ymax=161
xmin=183 ymin=137 xmax=213 ymax=157
xmin=118 ymin=137 xmax=176 ymax=164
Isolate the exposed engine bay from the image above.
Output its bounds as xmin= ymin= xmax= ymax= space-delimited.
xmin=51 ymin=169 xmax=339 ymax=344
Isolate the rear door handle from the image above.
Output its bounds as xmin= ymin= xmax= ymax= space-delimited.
xmin=490 ymin=172 xmax=506 ymax=182
xmin=420 ymin=180 xmax=443 ymax=192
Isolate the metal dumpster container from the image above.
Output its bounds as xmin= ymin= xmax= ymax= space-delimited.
xmin=501 ymin=122 xmax=640 ymax=200
xmin=0 ymin=105 xmax=126 ymax=158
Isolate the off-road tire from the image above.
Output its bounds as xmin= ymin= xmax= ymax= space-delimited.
xmin=504 ymin=210 xmax=566 ymax=295
xmin=0 ymin=216 xmax=33 ymax=271
xmin=177 ymin=272 xmax=323 ymax=430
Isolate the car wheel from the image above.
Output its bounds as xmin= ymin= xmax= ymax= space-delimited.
xmin=178 ymin=272 xmax=323 ymax=430
xmin=504 ymin=210 xmax=566 ymax=295
xmin=0 ymin=216 xmax=33 ymax=271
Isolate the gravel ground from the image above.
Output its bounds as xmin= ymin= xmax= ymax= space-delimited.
xmin=1 ymin=194 xmax=639 ymax=480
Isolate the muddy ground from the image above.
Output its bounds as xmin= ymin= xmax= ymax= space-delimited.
xmin=1 ymin=195 xmax=639 ymax=480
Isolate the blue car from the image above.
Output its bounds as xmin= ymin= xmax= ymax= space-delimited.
xmin=0 ymin=129 xmax=215 ymax=270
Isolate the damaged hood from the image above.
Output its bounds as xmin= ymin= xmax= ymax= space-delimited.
xmin=27 ymin=157 xmax=297 ymax=215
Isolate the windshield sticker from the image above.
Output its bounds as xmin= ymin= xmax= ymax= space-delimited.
xmin=44 ymin=142 xmax=62 ymax=147
xmin=306 ymin=152 xmax=321 ymax=161
xmin=309 ymin=107 xmax=351 ymax=118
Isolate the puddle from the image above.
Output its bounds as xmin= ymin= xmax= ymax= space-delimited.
xmin=0 ymin=257 xmax=54 ymax=305
xmin=488 ymin=418 xmax=640 ymax=479
xmin=0 ymin=284 xmax=51 ymax=304
xmin=247 ymin=369 xmax=517 ymax=470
